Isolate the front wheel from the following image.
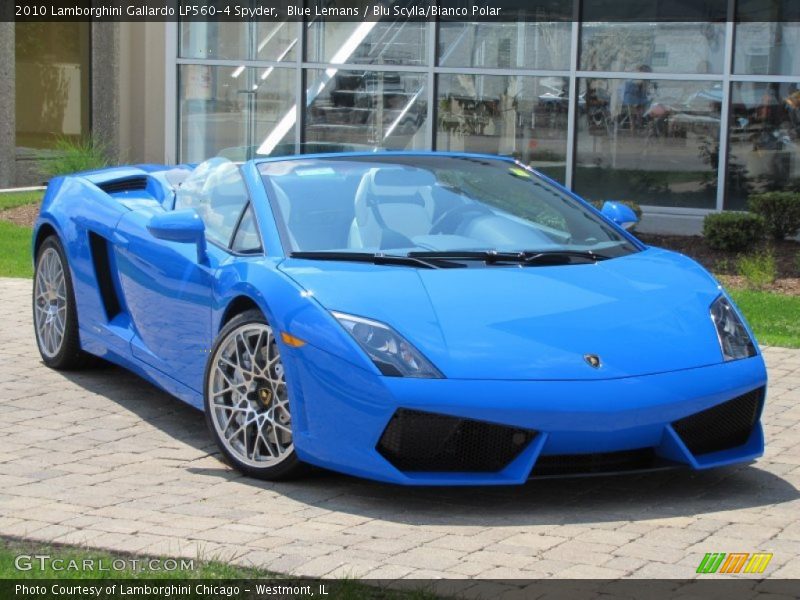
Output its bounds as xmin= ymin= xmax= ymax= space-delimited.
xmin=204 ymin=309 xmax=305 ymax=480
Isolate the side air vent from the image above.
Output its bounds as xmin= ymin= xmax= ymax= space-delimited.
xmin=88 ymin=232 xmax=122 ymax=321
xmin=672 ymin=387 xmax=764 ymax=456
xmin=377 ymin=409 xmax=536 ymax=472
xmin=97 ymin=177 xmax=147 ymax=194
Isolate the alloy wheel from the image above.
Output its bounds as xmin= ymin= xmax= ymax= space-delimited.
xmin=208 ymin=323 xmax=293 ymax=468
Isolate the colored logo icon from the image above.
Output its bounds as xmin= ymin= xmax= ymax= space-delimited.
xmin=696 ymin=552 xmax=773 ymax=574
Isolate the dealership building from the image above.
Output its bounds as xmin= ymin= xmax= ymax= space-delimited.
xmin=1 ymin=3 xmax=799 ymax=233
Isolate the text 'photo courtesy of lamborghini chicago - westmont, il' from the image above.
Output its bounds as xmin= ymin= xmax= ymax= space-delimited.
xmin=31 ymin=152 xmax=767 ymax=485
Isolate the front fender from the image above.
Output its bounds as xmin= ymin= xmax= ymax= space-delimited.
xmin=212 ymin=258 xmax=377 ymax=375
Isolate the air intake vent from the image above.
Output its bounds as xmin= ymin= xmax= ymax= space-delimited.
xmin=98 ymin=177 xmax=147 ymax=194
xmin=377 ymin=409 xmax=536 ymax=472
xmin=531 ymin=448 xmax=658 ymax=477
xmin=88 ymin=232 xmax=122 ymax=320
xmin=672 ymin=387 xmax=764 ymax=456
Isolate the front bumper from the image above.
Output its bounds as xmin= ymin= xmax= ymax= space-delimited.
xmin=288 ymin=345 xmax=767 ymax=485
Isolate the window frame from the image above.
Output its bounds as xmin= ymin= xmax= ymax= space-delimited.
xmin=228 ymin=200 xmax=265 ymax=256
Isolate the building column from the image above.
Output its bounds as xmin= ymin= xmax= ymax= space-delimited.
xmin=92 ymin=23 xmax=120 ymax=165
xmin=0 ymin=23 xmax=15 ymax=187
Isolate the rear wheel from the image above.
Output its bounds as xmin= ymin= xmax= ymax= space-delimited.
xmin=33 ymin=236 xmax=90 ymax=370
xmin=204 ymin=309 xmax=305 ymax=480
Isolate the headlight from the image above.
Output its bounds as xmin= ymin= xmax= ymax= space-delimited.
xmin=332 ymin=312 xmax=443 ymax=378
xmin=710 ymin=296 xmax=756 ymax=361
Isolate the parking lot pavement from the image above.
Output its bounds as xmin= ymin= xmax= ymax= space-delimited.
xmin=1 ymin=277 xmax=799 ymax=586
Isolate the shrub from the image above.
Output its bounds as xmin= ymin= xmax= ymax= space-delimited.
xmin=737 ymin=250 xmax=777 ymax=290
xmin=748 ymin=191 xmax=800 ymax=241
xmin=703 ymin=212 xmax=765 ymax=252
xmin=795 ymin=251 xmax=800 ymax=275
xmin=36 ymin=136 xmax=110 ymax=180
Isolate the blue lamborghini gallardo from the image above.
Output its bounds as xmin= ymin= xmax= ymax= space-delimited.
xmin=32 ymin=152 xmax=767 ymax=484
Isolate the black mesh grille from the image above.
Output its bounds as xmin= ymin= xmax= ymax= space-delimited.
xmin=672 ymin=387 xmax=764 ymax=456
xmin=531 ymin=448 xmax=658 ymax=477
xmin=377 ymin=409 xmax=536 ymax=472
xmin=98 ymin=177 xmax=147 ymax=194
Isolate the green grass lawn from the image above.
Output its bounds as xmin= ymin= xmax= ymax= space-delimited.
xmin=0 ymin=221 xmax=32 ymax=279
xmin=729 ymin=289 xmax=800 ymax=349
xmin=0 ymin=190 xmax=43 ymax=211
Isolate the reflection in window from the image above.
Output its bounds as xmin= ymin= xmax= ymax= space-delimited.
xmin=581 ymin=22 xmax=725 ymax=74
xmin=179 ymin=22 xmax=296 ymax=62
xmin=726 ymin=81 xmax=800 ymax=209
xmin=179 ymin=66 xmax=294 ymax=162
xmin=180 ymin=22 xmax=249 ymax=60
xmin=574 ymin=78 xmax=721 ymax=208
xmin=436 ymin=74 xmax=569 ymax=183
xmin=735 ymin=23 xmax=800 ymax=76
xmin=304 ymin=70 xmax=427 ymax=152
xmin=15 ymin=23 xmax=90 ymax=150
xmin=438 ymin=21 xmax=571 ymax=70
xmin=305 ymin=21 xmax=427 ymax=66
xmin=736 ymin=0 xmax=800 ymax=76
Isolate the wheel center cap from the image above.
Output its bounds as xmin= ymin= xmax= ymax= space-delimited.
xmin=258 ymin=387 xmax=273 ymax=409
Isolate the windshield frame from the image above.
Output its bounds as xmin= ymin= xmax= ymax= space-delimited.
xmin=256 ymin=151 xmax=646 ymax=259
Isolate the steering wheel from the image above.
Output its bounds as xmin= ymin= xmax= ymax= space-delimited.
xmin=429 ymin=203 xmax=493 ymax=235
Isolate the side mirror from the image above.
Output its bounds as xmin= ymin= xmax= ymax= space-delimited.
xmin=601 ymin=201 xmax=639 ymax=230
xmin=147 ymin=209 xmax=208 ymax=263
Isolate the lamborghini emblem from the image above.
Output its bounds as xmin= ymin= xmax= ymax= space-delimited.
xmin=258 ymin=387 xmax=273 ymax=407
xmin=584 ymin=354 xmax=602 ymax=369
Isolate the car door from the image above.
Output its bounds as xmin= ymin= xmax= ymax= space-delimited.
xmin=114 ymin=159 xmax=252 ymax=391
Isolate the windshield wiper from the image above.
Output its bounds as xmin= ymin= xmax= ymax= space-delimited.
xmin=407 ymin=249 xmax=611 ymax=265
xmin=289 ymin=251 xmax=458 ymax=269
xmin=522 ymin=250 xmax=611 ymax=264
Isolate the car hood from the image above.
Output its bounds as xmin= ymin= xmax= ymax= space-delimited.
xmin=278 ymin=248 xmax=729 ymax=380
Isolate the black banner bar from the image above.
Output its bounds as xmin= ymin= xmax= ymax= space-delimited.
xmin=4 ymin=0 xmax=800 ymax=22
xmin=2 ymin=578 xmax=800 ymax=600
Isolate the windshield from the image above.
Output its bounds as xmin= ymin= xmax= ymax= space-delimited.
xmin=259 ymin=155 xmax=639 ymax=259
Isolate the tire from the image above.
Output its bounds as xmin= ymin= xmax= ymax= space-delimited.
xmin=33 ymin=235 xmax=91 ymax=370
xmin=204 ymin=309 xmax=306 ymax=480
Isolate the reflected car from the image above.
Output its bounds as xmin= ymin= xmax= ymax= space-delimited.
xmin=32 ymin=152 xmax=767 ymax=484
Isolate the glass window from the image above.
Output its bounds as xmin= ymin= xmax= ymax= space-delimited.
xmin=735 ymin=20 xmax=800 ymax=76
xmin=304 ymin=69 xmax=427 ymax=152
xmin=179 ymin=22 xmax=296 ymax=62
xmin=15 ymin=23 xmax=90 ymax=149
xmin=305 ymin=21 xmax=427 ymax=66
xmin=180 ymin=22 xmax=249 ymax=60
xmin=259 ymin=156 xmax=638 ymax=257
xmin=231 ymin=204 xmax=262 ymax=253
xmin=436 ymin=74 xmax=569 ymax=183
xmin=580 ymin=22 xmax=726 ymax=74
xmin=256 ymin=22 xmax=297 ymax=62
xmin=178 ymin=66 xmax=295 ymax=162
xmin=574 ymin=78 xmax=721 ymax=209
xmin=438 ymin=21 xmax=571 ymax=70
xmin=175 ymin=158 xmax=249 ymax=247
xmin=725 ymin=81 xmax=800 ymax=210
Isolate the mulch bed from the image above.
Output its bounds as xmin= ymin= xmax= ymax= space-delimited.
xmin=638 ymin=233 xmax=800 ymax=296
xmin=0 ymin=203 xmax=39 ymax=227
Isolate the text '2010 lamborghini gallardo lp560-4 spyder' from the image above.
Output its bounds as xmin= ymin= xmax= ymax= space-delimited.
xmin=32 ymin=152 xmax=767 ymax=484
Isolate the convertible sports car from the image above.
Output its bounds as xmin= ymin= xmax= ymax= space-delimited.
xmin=32 ymin=152 xmax=767 ymax=485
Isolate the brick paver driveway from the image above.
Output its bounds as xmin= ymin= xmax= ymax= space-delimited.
xmin=2 ymin=277 xmax=800 ymax=584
